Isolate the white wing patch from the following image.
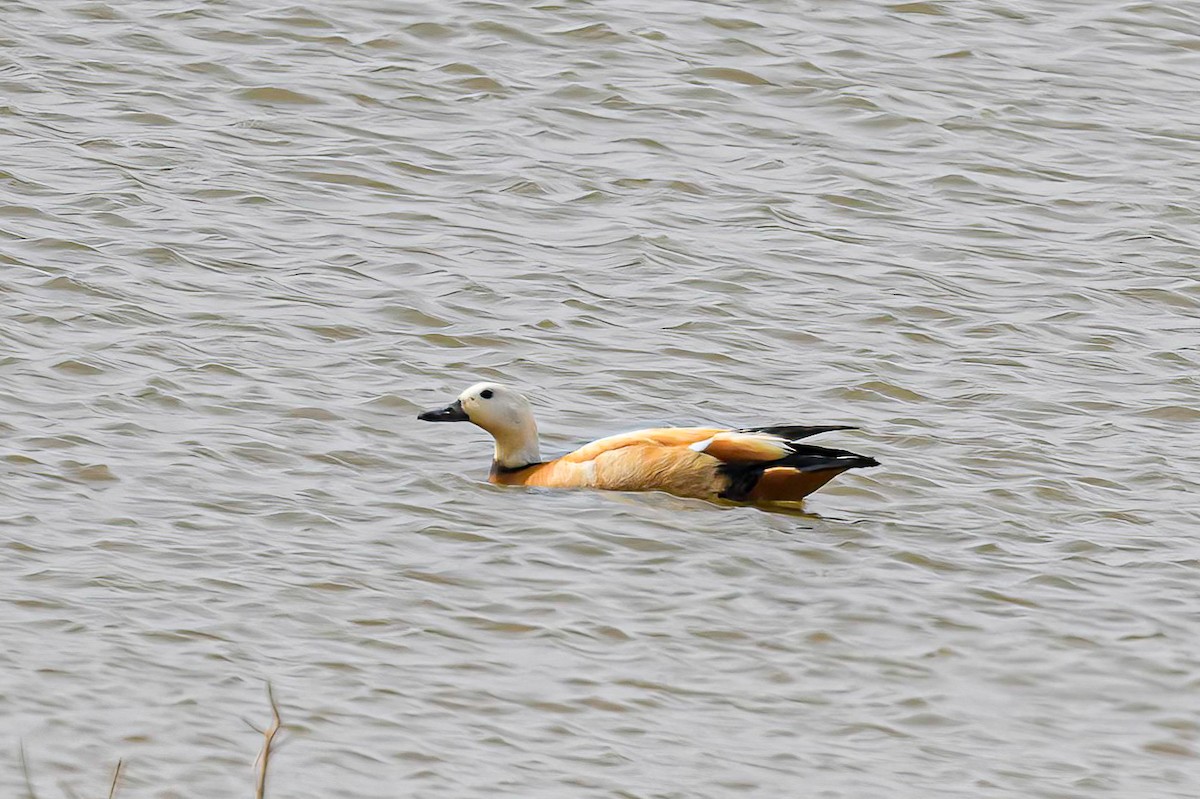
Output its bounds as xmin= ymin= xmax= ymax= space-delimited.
xmin=689 ymin=437 xmax=716 ymax=453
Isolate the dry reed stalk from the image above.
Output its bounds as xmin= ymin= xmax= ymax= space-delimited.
xmin=18 ymin=742 xmax=38 ymax=799
xmin=18 ymin=742 xmax=122 ymax=799
xmin=252 ymin=684 xmax=284 ymax=799
xmin=19 ymin=690 xmax=283 ymax=798
xmin=107 ymin=759 xmax=123 ymax=799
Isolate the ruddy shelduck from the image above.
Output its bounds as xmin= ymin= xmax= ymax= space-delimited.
xmin=418 ymin=383 xmax=879 ymax=504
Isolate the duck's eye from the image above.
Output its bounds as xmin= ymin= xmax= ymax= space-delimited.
xmin=480 ymin=389 xmax=494 ymax=399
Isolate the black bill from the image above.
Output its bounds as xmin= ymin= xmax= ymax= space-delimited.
xmin=417 ymin=399 xmax=469 ymax=422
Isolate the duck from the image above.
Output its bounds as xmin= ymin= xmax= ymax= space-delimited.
xmin=417 ymin=382 xmax=879 ymax=504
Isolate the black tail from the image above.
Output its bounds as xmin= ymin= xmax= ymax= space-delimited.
xmin=773 ymin=444 xmax=880 ymax=473
xmin=718 ymin=437 xmax=879 ymax=502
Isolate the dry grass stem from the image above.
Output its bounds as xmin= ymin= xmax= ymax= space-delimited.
xmin=19 ymin=691 xmax=284 ymax=797
xmin=107 ymin=759 xmax=124 ymax=799
xmin=254 ymin=684 xmax=284 ymax=799
xmin=18 ymin=742 xmax=39 ymax=799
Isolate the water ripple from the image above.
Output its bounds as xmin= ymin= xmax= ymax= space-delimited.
xmin=1 ymin=0 xmax=1198 ymax=797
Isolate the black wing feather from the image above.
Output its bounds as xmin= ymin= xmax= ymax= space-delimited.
xmin=740 ymin=424 xmax=857 ymax=441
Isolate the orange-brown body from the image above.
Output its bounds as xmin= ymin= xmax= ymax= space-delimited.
xmin=490 ymin=428 xmax=855 ymax=503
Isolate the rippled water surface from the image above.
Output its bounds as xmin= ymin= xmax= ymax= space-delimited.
xmin=3 ymin=0 xmax=1199 ymax=796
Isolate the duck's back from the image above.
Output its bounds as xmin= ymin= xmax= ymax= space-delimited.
xmin=559 ymin=427 xmax=724 ymax=463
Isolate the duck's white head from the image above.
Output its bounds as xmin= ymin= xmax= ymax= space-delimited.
xmin=417 ymin=382 xmax=541 ymax=468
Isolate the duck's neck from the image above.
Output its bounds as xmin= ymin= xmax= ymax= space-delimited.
xmin=490 ymin=422 xmax=542 ymax=469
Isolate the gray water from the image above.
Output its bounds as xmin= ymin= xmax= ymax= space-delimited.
xmin=2 ymin=0 xmax=1199 ymax=796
